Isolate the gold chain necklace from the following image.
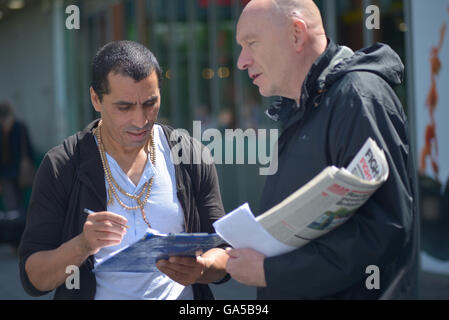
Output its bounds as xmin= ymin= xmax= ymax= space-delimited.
xmin=94 ymin=123 xmax=156 ymax=229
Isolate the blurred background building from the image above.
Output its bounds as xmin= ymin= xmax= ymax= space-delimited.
xmin=0 ymin=0 xmax=412 ymax=212
xmin=0 ymin=0 xmax=448 ymax=299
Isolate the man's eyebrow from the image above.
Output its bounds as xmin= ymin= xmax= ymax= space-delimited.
xmin=237 ymin=33 xmax=257 ymax=45
xmin=241 ymin=33 xmax=258 ymax=43
xmin=113 ymin=96 xmax=158 ymax=106
xmin=142 ymin=96 xmax=158 ymax=104
xmin=113 ymin=100 xmax=135 ymax=106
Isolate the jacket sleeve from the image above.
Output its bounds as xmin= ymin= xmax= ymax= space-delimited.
xmin=18 ymin=151 xmax=72 ymax=297
xmin=196 ymin=141 xmax=226 ymax=234
xmin=263 ymin=75 xmax=416 ymax=298
xmin=191 ymin=139 xmax=230 ymax=285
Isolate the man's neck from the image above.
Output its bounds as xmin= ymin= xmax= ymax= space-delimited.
xmin=292 ymin=37 xmax=328 ymax=104
xmin=108 ymin=139 xmax=148 ymax=159
xmin=99 ymin=126 xmax=150 ymax=185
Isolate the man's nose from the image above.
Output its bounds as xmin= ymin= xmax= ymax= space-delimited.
xmin=237 ymin=49 xmax=252 ymax=71
xmin=132 ymin=105 xmax=149 ymax=129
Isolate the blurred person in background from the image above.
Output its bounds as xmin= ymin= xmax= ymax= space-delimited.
xmin=0 ymin=101 xmax=35 ymax=250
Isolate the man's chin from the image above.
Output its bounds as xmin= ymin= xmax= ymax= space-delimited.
xmin=258 ymin=86 xmax=274 ymax=98
xmin=121 ymin=135 xmax=149 ymax=150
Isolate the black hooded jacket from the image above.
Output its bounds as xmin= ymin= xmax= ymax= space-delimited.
xmin=258 ymin=40 xmax=419 ymax=299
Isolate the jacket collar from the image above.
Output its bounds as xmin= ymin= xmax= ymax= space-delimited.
xmin=77 ymin=119 xmax=107 ymax=209
xmin=265 ymin=97 xmax=297 ymax=123
xmin=300 ymin=38 xmax=339 ymax=105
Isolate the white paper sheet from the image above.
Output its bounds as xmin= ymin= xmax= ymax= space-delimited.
xmin=213 ymin=203 xmax=296 ymax=257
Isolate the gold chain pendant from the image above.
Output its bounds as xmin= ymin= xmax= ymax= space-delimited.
xmin=107 ymin=188 xmax=114 ymax=206
xmin=94 ymin=122 xmax=156 ymax=229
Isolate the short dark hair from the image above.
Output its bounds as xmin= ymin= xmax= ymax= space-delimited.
xmin=91 ymin=40 xmax=162 ymax=101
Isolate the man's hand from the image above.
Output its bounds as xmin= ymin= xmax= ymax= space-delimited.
xmin=25 ymin=210 xmax=128 ymax=293
xmin=156 ymin=248 xmax=229 ymax=286
xmin=79 ymin=211 xmax=128 ymax=256
xmin=225 ymin=248 xmax=267 ymax=287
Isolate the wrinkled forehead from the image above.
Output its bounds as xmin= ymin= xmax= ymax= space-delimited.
xmin=237 ymin=9 xmax=271 ymax=44
xmin=107 ymin=71 xmax=160 ymax=98
xmin=237 ymin=3 xmax=287 ymax=45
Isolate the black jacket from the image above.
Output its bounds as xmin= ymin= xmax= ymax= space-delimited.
xmin=258 ymin=40 xmax=419 ymax=299
xmin=18 ymin=120 xmax=226 ymax=299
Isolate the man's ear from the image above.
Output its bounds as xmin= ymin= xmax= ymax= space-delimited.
xmin=90 ymin=87 xmax=102 ymax=113
xmin=291 ymin=18 xmax=308 ymax=53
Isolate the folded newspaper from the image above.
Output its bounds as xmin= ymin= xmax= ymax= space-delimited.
xmin=213 ymin=137 xmax=389 ymax=257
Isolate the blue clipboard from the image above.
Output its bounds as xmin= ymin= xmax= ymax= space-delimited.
xmin=93 ymin=231 xmax=225 ymax=272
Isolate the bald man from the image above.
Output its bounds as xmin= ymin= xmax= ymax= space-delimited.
xmin=226 ymin=0 xmax=419 ymax=299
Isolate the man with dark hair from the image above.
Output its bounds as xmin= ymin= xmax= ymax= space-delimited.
xmin=225 ymin=0 xmax=419 ymax=299
xmin=18 ymin=40 xmax=229 ymax=300
xmin=91 ymin=40 xmax=163 ymax=100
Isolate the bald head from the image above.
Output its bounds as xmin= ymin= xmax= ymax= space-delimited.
xmin=242 ymin=0 xmax=325 ymax=35
xmin=236 ymin=0 xmax=328 ymax=101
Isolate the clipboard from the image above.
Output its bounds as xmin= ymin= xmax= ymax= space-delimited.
xmin=93 ymin=231 xmax=225 ymax=272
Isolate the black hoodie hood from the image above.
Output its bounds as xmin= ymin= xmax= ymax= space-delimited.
xmin=319 ymin=42 xmax=404 ymax=89
xmin=266 ymin=40 xmax=405 ymax=124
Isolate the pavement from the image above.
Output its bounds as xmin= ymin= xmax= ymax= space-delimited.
xmin=0 ymin=244 xmax=51 ymax=300
xmin=0 ymin=243 xmax=255 ymax=300
xmin=0 ymin=243 xmax=447 ymax=300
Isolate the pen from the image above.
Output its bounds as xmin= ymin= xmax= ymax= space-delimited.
xmin=83 ymin=208 xmax=129 ymax=229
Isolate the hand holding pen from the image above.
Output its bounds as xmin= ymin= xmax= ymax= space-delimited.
xmin=83 ymin=208 xmax=129 ymax=229
xmin=80 ymin=208 xmax=129 ymax=256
